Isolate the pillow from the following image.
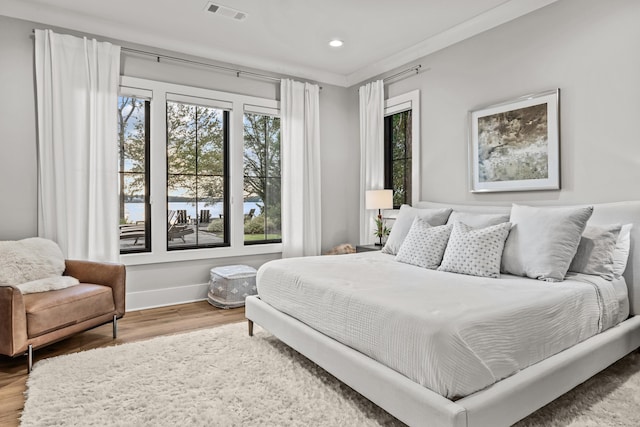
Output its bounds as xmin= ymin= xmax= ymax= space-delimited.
xmin=569 ymin=224 xmax=621 ymax=280
xmin=612 ymin=224 xmax=633 ymax=278
xmin=0 ymin=238 xmax=66 ymax=285
xmin=501 ymin=204 xmax=594 ymax=282
xmin=16 ymin=276 xmax=80 ymax=294
xmin=382 ymin=205 xmax=452 ymax=255
xmin=446 ymin=211 xmax=510 ymax=228
xmin=395 ymin=219 xmax=453 ymax=269
xmin=438 ymin=221 xmax=512 ymax=278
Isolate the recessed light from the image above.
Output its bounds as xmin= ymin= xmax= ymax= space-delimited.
xmin=329 ymin=39 xmax=344 ymax=48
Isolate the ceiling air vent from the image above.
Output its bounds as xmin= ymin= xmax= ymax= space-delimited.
xmin=205 ymin=2 xmax=247 ymax=21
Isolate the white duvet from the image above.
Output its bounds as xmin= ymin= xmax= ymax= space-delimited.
xmin=257 ymin=251 xmax=625 ymax=399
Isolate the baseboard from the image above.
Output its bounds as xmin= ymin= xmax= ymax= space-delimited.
xmin=126 ymin=282 xmax=209 ymax=312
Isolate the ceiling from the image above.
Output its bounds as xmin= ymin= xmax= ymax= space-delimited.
xmin=0 ymin=0 xmax=558 ymax=86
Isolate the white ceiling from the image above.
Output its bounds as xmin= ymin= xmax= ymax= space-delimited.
xmin=0 ymin=0 xmax=558 ymax=86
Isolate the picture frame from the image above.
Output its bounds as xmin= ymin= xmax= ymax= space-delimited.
xmin=468 ymin=89 xmax=560 ymax=193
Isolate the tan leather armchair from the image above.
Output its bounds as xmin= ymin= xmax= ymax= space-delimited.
xmin=0 ymin=260 xmax=125 ymax=372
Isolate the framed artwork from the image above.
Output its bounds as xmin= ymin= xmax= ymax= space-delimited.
xmin=468 ymin=89 xmax=560 ymax=193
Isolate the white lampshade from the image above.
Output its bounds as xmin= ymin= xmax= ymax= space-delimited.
xmin=366 ymin=189 xmax=393 ymax=210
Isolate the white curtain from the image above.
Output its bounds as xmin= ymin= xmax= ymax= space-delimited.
xmin=35 ymin=29 xmax=121 ymax=262
xmin=280 ymin=79 xmax=321 ymax=258
xmin=359 ymin=80 xmax=385 ymax=244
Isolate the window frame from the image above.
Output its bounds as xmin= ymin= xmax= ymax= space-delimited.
xmin=165 ymin=96 xmax=231 ymax=250
xmin=384 ymin=90 xmax=420 ymax=207
xmin=243 ymin=105 xmax=282 ymax=245
xmin=384 ymin=110 xmax=412 ymax=209
xmin=119 ymin=76 xmax=282 ymax=266
xmin=118 ymin=87 xmax=152 ymax=254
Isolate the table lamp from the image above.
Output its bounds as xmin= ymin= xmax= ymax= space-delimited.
xmin=366 ymin=189 xmax=393 ymax=246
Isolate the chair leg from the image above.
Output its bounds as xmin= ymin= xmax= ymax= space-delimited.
xmin=248 ymin=319 xmax=254 ymax=337
xmin=26 ymin=344 xmax=33 ymax=373
xmin=113 ymin=314 xmax=118 ymax=339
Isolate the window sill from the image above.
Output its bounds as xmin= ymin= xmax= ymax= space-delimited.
xmin=119 ymin=243 xmax=283 ymax=266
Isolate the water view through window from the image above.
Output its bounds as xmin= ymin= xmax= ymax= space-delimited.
xmin=119 ymin=97 xmax=281 ymax=251
xmin=166 ymin=100 xmax=229 ymax=249
xmin=118 ymin=95 xmax=150 ymax=253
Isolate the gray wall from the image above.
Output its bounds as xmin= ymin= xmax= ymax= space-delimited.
xmin=0 ymin=14 xmax=358 ymax=308
xmin=320 ymin=84 xmax=360 ymax=249
xmin=0 ymin=16 xmax=38 ymax=239
xmin=4 ymin=0 xmax=637 ymax=307
xmin=385 ymin=0 xmax=640 ymax=205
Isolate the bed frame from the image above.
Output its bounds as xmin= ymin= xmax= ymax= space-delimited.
xmin=245 ymin=201 xmax=640 ymax=426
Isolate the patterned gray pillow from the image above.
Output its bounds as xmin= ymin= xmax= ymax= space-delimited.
xmin=438 ymin=221 xmax=512 ymax=278
xmin=382 ymin=205 xmax=452 ymax=255
xmin=395 ymin=218 xmax=453 ymax=269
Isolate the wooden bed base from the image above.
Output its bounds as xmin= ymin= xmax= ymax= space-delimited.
xmin=246 ymin=295 xmax=640 ymax=427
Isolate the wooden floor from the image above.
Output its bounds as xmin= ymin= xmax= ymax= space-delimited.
xmin=0 ymin=301 xmax=245 ymax=427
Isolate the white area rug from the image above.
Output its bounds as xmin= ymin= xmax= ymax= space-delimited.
xmin=21 ymin=322 xmax=640 ymax=426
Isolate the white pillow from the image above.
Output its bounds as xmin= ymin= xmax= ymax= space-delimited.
xmin=382 ymin=205 xmax=452 ymax=255
xmin=569 ymin=224 xmax=621 ymax=280
xmin=395 ymin=219 xmax=453 ymax=269
xmin=0 ymin=238 xmax=66 ymax=285
xmin=612 ymin=224 xmax=633 ymax=278
xmin=501 ymin=204 xmax=594 ymax=282
xmin=446 ymin=211 xmax=510 ymax=228
xmin=438 ymin=221 xmax=512 ymax=278
xmin=16 ymin=276 xmax=80 ymax=294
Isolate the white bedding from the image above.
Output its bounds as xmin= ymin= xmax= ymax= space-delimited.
xmin=257 ymin=251 xmax=625 ymax=399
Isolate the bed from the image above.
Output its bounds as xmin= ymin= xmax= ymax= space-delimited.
xmin=245 ymin=201 xmax=640 ymax=426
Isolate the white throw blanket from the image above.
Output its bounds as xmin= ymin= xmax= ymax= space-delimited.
xmin=257 ymin=252 xmax=622 ymax=399
xmin=16 ymin=276 xmax=80 ymax=294
xmin=0 ymin=237 xmax=79 ymax=294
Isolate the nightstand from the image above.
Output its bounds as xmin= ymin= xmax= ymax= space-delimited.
xmin=356 ymin=244 xmax=383 ymax=253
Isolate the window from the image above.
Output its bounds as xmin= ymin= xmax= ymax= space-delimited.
xmin=243 ymin=112 xmax=282 ymax=244
xmin=166 ymin=99 xmax=229 ymax=250
xmin=118 ymin=95 xmax=150 ymax=254
xmin=383 ymin=90 xmax=420 ymax=208
xmin=118 ymin=76 xmax=282 ymax=265
xmin=384 ymin=110 xmax=412 ymax=208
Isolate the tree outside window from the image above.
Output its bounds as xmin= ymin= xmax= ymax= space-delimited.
xmin=117 ymin=96 xmax=150 ymax=253
xmin=167 ymin=100 xmax=228 ymax=249
xmin=243 ymin=113 xmax=281 ymax=243
xmin=384 ymin=110 xmax=412 ymax=208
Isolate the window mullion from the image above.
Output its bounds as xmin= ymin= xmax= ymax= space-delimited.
xmin=231 ymin=107 xmax=245 ymax=248
xmin=151 ymin=92 xmax=168 ymax=255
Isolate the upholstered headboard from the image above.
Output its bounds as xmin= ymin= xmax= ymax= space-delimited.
xmin=417 ymin=201 xmax=640 ymax=316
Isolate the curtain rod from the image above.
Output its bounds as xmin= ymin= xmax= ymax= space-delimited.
xmin=121 ymin=47 xmax=282 ymax=83
xmin=116 ymin=47 xmax=325 ymax=89
xmin=383 ymin=64 xmax=423 ymax=83
xmin=356 ymin=65 xmax=424 ymax=91
xmin=30 ymin=29 xmax=314 ymax=86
